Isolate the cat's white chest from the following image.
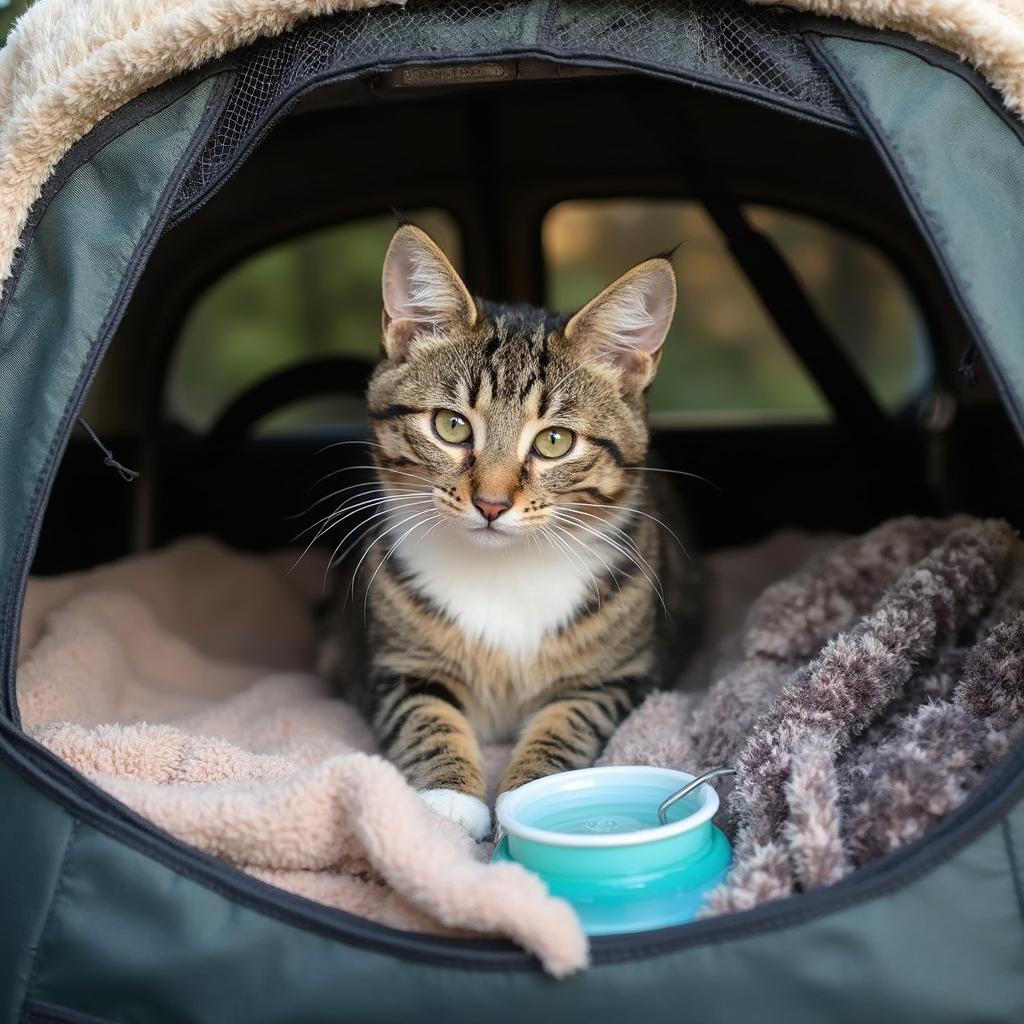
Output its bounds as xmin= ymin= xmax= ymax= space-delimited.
xmin=393 ymin=525 xmax=596 ymax=659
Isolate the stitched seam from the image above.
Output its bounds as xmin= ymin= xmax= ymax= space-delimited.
xmin=19 ymin=820 xmax=80 ymax=1019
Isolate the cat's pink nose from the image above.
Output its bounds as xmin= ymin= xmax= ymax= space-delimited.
xmin=473 ymin=496 xmax=511 ymax=523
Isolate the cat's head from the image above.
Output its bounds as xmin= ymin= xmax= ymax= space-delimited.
xmin=366 ymin=224 xmax=676 ymax=547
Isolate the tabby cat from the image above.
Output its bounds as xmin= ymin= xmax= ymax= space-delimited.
xmin=321 ymin=225 xmax=702 ymax=839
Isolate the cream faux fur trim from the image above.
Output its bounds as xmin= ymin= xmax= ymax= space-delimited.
xmin=0 ymin=0 xmax=401 ymax=290
xmin=0 ymin=0 xmax=1021 ymax=290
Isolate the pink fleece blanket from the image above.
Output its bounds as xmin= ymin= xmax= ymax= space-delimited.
xmin=16 ymin=539 xmax=586 ymax=977
xmin=16 ymin=531 xmax=837 ymax=976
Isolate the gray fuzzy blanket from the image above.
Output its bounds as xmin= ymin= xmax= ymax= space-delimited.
xmin=600 ymin=516 xmax=1024 ymax=913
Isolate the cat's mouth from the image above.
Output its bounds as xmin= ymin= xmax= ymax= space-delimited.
xmin=463 ymin=520 xmax=518 ymax=547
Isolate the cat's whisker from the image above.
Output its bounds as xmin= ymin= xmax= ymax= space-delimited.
xmin=563 ymin=501 xmax=690 ymax=561
xmin=375 ymin=468 xmax=440 ymax=488
xmin=362 ymin=513 xmax=445 ymax=619
xmin=537 ymin=525 xmax=600 ymax=607
xmin=553 ymin=507 xmax=663 ymax=584
xmin=624 ymin=465 xmax=722 ymax=491
xmin=291 ymin=495 xmax=435 ymax=573
xmin=327 ymin=496 xmax=436 ymax=548
xmin=292 ymin=490 xmax=434 ymax=543
xmin=316 ymin=498 xmax=436 ymax=578
xmin=344 ymin=506 xmax=442 ymax=604
xmin=308 ymin=467 xmax=375 ymax=492
xmin=557 ymin=505 xmax=659 ymax=573
xmin=547 ymin=523 xmax=614 ymax=608
xmin=550 ymin=509 xmax=667 ymax=611
xmin=551 ymin=508 xmax=660 ymax=586
xmin=289 ymin=481 xmax=426 ymax=524
xmin=552 ymin=512 xmax=660 ymax=607
xmin=548 ymin=520 xmax=624 ymax=596
xmin=320 ymin=516 xmax=392 ymax=580
xmin=551 ymin=505 xmax=648 ymax=562
xmin=288 ymin=479 xmax=404 ymax=520
xmin=314 ymin=439 xmax=388 ymax=457
xmin=315 ymin=464 xmax=437 ymax=489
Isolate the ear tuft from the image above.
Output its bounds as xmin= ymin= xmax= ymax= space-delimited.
xmin=381 ymin=225 xmax=474 ymax=360
xmin=565 ymin=258 xmax=677 ymax=393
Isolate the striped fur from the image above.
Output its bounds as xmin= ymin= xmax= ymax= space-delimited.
xmin=322 ymin=226 xmax=702 ymax=827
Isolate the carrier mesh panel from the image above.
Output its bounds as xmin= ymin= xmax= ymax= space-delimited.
xmin=171 ymin=0 xmax=850 ymax=218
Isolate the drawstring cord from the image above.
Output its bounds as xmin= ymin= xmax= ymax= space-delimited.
xmin=77 ymin=417 xmax=139 ymax=482
xmin=958 ymin=342 xmax=979 ymax=386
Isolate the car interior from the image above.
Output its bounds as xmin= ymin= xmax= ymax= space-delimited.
xmin=33 ymin=70 xmax=1024 ymax=577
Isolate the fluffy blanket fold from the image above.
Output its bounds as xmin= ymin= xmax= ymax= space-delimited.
xmin=18 ymin=540 xmax=588 ymax=978
xmin=17 ymin=516 xmax=1024 ymax=975
xmin=602 ymin=515 xmax=1024 ymax=913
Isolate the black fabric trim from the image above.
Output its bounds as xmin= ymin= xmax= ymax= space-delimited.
xmin=19 ymin=821 xmax=78 ymax=1024
xmin=1002 ymin=819 xmax=1024 ymax=939
xmin=168 ymin=44 xmax=857 ymax=226
xmin=807 ymin=33 xmax=1024 ymax=445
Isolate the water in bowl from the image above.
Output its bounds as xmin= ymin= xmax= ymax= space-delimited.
xmin=528 ymin=794 xmax=700 ymax=836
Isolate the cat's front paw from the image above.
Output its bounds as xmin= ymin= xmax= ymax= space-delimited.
xmin=418 ymin=788 xmax=491 ymax=840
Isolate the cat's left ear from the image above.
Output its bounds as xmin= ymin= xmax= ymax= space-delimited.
xmin=564 ymin=258 xmax=676 ymax=394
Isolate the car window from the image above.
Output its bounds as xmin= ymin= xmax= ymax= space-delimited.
xmin=167 ymin=209 xmax=461 ymax=433
xmin=543 ymin=199 xmax=929 ymax=422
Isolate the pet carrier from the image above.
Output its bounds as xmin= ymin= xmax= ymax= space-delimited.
xmin=2 ymin=0 xmax=1024 ymax=1020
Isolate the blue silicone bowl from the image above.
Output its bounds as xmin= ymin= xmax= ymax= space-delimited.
xmin=493 ymin=765 xmax=731 ymax=935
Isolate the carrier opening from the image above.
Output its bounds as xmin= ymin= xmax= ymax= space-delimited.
xmin=4 ymin=0 xmax=1024 ymax=1004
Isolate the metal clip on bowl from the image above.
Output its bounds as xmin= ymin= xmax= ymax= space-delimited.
xmin=657 ymin=767 xmax=737 ymax=825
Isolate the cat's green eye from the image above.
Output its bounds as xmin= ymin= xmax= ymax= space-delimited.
xmin=532 ymin=427 xmax=576 ymax=459
xmin=433 ymin=409 xmax=472 ymax=445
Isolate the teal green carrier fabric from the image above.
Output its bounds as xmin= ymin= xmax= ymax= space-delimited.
xmin=1 ymin=4 xmax=1024 ymax=1021
xmin=4 ymin=754 xmax=1024 ymax=1022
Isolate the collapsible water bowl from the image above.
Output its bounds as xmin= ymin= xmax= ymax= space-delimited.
xmin=493 ymin=766 xmax=733 ymax=935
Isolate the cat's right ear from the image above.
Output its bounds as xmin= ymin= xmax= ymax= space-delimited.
xmin=381 ymin=225 xmax=476 ymax=360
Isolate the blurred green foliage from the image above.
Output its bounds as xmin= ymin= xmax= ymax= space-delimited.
xmin=171 ymin=201 xmax=926 ymax=432
xmin=169 ymin=210 xmax=459 ymax=430
xmin=546 ymin=200 xmax=926 ymax=418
